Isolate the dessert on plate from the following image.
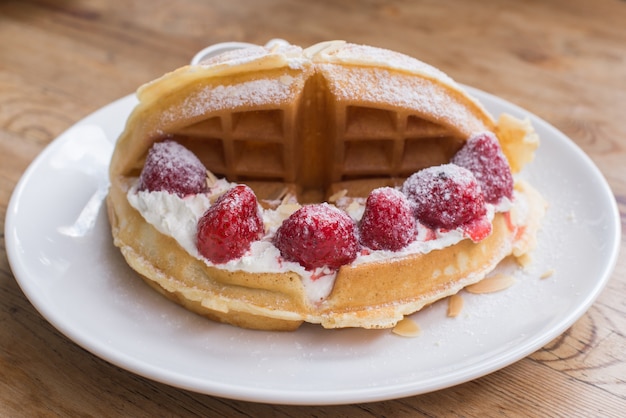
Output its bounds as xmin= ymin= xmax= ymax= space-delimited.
xmin=106 ymin=40 xmax=545 ymax=331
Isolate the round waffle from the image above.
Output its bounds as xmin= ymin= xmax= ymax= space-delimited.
xmin=107 ymin=41 xmax=545 ymax=330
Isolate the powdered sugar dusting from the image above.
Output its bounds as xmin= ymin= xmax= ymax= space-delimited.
xmin=160 ymin=77 xmax=301 ymax=125
xmin=198 ymin=46 xmax=269 ymax=66
xmin=198 ymin=43 xmax=306 ymax=70
xmin=404 ymin=164 xmax=477 ymax=198
xmin=321 ymin=43 xmax=455 ymax=86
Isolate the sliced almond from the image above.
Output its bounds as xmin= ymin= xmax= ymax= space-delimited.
xmin=540 ymin=268 xmax=555 ymax=279
xmin=281 ymin=191 xmax=298 ymax=204
xmin=206 ymin=170 xmax=219 ymax=187
xmin=515 ymin=252 xmax=533 ymax=269
xmin=277 ymin=202 xmax=301 ymax=216
xmin=392 ymin=318 xmax=420 ymax=337
xmin=465 ymin=274 xmax=516 ymax=294
xmin=447 ymin=294 xmax=464 ymax=317
xmin=328 ymin=189 xmax=348 ymax=202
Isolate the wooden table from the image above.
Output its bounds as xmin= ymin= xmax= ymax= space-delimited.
xmin=2 ymin=0 xmax=625 ymax=415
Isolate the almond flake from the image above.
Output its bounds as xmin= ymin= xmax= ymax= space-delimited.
xmin=465 ymin=274 xmax=516 ymax=294
xmin=447 ymin=294 xmax=464 ymax=317
xmin=328 ymin=189 xmax=348 ymax=203
xmin=206 ymin=170 xmax=219 ymax=187
xmin=392 ymin=318 xmax=420 ymax=337
xmin=280 ymin=190 xmax=296 ymax=203
xmin=277 ymin=202 xmax=301 ymax=217
xmin=515 ymin=252 xmax=532 ymax=269
xmin=540 ymin=268 xmax=555 ymax=279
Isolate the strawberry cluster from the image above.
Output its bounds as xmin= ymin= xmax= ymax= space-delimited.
xmin=135 ymin=131 xmax=513 ymax=271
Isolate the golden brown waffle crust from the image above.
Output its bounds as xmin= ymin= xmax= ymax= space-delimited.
xmin=107 ymin=41 xmax=544 ymax=331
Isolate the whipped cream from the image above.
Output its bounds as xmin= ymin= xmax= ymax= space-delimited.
xmin=127 ymin=179 xmax=519 ymax=304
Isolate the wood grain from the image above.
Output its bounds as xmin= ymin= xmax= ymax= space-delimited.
xmin=1 ymin=0 xmax=625 ymax=416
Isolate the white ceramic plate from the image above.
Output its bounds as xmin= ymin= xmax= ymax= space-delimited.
xmin=6 ymin=88 xmax=620 ymax=405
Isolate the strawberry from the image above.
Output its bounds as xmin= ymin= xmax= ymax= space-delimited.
xmin=138 ymin=139 xmax=207 ymax=197
xmin=273 ymin=203 xmax=360 ymax=270
xmin=451 ymin=131 xmax=513 ymax=204
xmin=359 ymin=187 xmax=417 ymax=251
xmin=402 ymin=164 xmax=487 ymax=230
xmin=463 ymin=216 xmax=492 ymax=243
xmin=196 ymin=185 xmax=264 ymax=264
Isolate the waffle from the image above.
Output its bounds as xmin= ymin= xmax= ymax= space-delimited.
xmin=107 ymin=41 xmax=544 ymax=330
